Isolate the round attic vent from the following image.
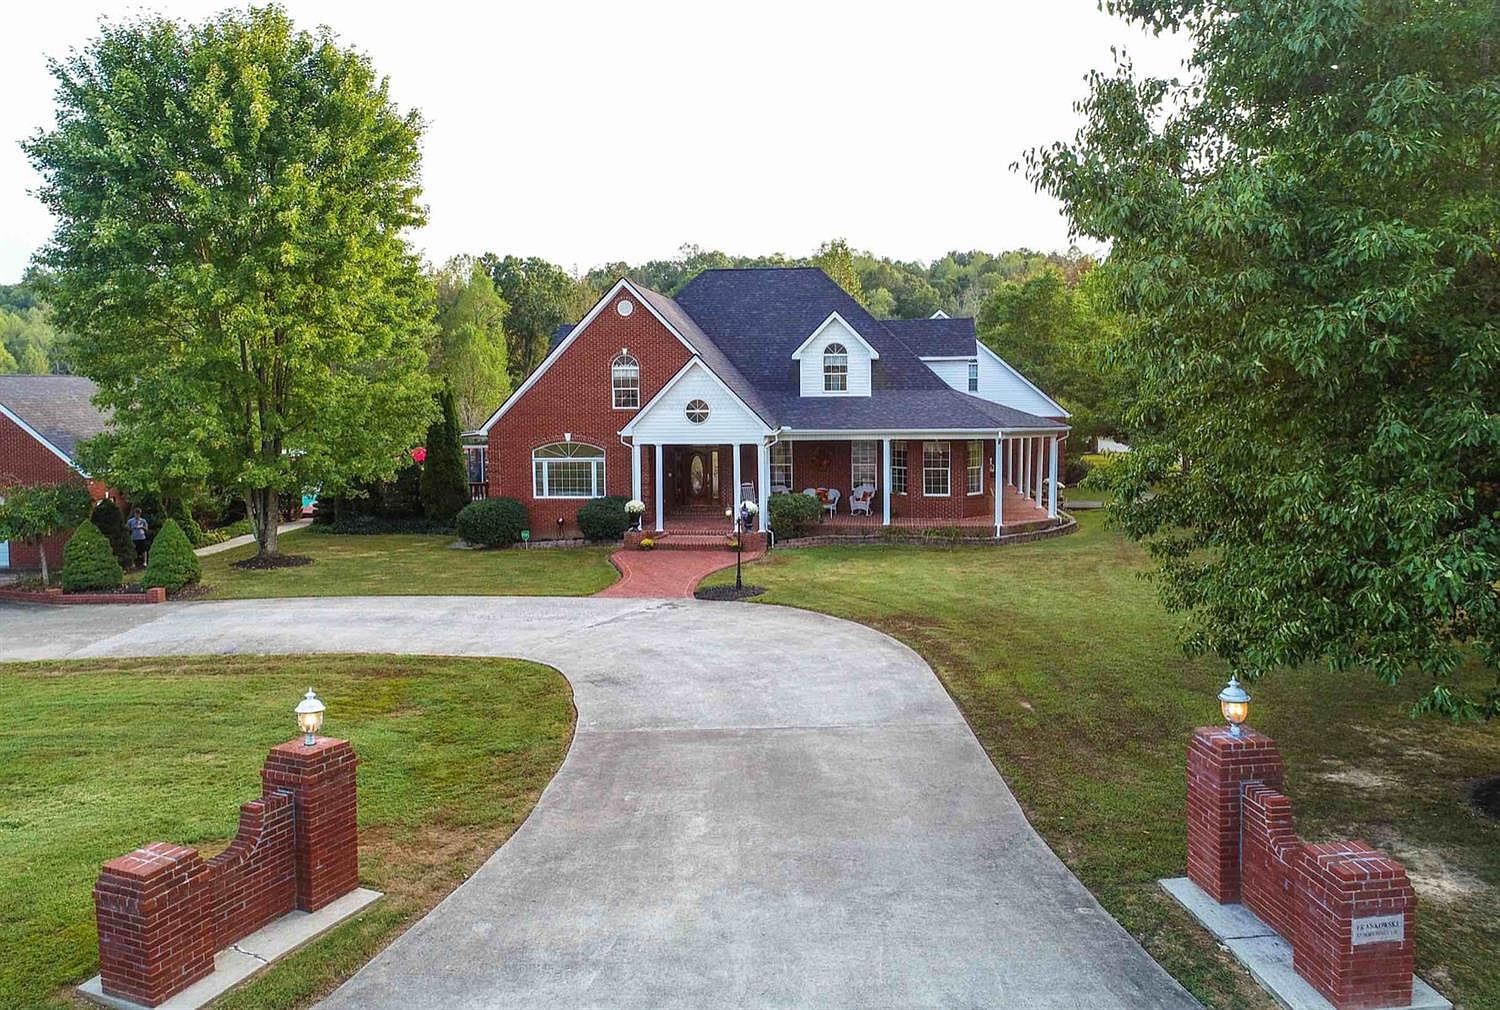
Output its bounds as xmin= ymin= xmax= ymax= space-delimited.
xmin=616 ymin=299 xmax=634 ymax=317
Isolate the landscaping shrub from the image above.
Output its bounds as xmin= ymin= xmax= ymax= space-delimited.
xmin=61 ymin=521 xmax=123 ymax=592
xmin=456 ymin=496 xmax=528 ymax=547
xmin=90 ymin=498 xmax=135 ymax=568
xmin=140 ymin=518 xmax=201 ymax=591
xmin=1064 ymin=456 xmax=1092 ymax=487
xmin=576 ymin=495 xmax=630 ymax=541
xmin=420 ymin=388 xmax=469 ymax=523
xmin=769 ymin=492 xmax=823 ymax=539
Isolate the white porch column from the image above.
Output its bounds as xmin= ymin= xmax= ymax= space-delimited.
xmin=994 ymin=436 xmax=1004 ymax=535
xmin=631 ymin=442 xmax=643 ymax=502
xmin=654 ymin=443 xmax=664 ymax=532
xmin=1022 ymin=439 xmax=1031 ymax=497
xmin=881 ymin=437 xmax=892 ymax=526
xmin=757 ymin=441 xmax=770 ymax=532
xmin=1048 ymin=435 xmax=1059 ymax=518
xmin=1035 ymin=438 xmax=1045 ymax=508
xmin=731 ymin=443 xmax=742 ymax=512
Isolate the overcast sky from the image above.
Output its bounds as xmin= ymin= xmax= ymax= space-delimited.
xmin=0 ymin=1 xmax=1190 ymax=282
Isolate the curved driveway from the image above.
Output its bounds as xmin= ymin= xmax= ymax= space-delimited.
xmin=0 ymin=598 xmax=1198 ymax=1009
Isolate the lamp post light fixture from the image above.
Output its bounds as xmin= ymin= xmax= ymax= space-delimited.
xmin=1218 ymin=675 xmax=1250 ymax=737
xmin=295 ymin=688 xmax=326 ymax=746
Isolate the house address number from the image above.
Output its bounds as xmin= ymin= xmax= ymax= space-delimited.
xmin=1351 ymin=913 xmax=1405 ymax=945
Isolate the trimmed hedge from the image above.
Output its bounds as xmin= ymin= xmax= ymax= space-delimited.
xmin=576 ymin=495 xmax=630 ymax=541
xmin=62 ymin=521 xmax=123 ymax=592
xmin=140 ymin=519 xmax=201 ymax=591
xmin=456 ymin=497 xmax=528 ymax=547
xmin=769 ymin=492 xmax=823 ymax=539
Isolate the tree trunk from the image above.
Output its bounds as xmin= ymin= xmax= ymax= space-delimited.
xmin=38 ymin=543 xmax=50 ymax=587
xmin=249 ymin=487 xmax=281 ymax=558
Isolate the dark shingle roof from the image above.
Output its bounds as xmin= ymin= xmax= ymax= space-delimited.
xmin=630 ymin=284 xmax=775 ymax=424
xmin=881 ymin=316 xmax=978 ymax=358
xmin=671 ymin=268 xmax=1060 ymax=432
xmin=0 ymin=374 xmax=109 ymax=460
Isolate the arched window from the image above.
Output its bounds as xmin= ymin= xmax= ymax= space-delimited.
xmin=611 ymin=353 xmax=640 ymax=409
xmin=533 ymin=442 xmax=606 ymax=498
xmin=823 ymin=342 xmax=848 ymax=392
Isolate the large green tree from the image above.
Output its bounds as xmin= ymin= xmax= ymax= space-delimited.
xmin=431 ymin=258 xmax=511 ymax=429
xmin=479 ymin=254 xmax=593 ymax=383
xmin=0 ymin=481 xmax=91 ymax=585
xmin=25 ymin=6 xmax=435 ymax=558
xmin=1028 ymin=0 xmax=1499 ymax=716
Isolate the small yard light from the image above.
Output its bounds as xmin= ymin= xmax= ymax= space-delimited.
xmin=1218 ymin=676 xmax=1250 ymax=737
xmin=295 ymin=688 xmax=326 ymax=746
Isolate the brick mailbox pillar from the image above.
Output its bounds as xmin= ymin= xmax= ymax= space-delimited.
xmin=93 ymin=843 xmax=216 ymax=1006
xmin=261 ymin=737 xmax=360 ymax=911
xmin=1186 ymin=725 xmax=1284 ymax=902
xmin=1297 ymin=842 xmax=1417 ymax=1010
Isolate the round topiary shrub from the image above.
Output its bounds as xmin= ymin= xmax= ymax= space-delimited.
xmin=61 ymin=520 xmax=123 ymax=592
xmin=140 ymin=519 xmax=202 ymax=592
xmin=576 ymin=495 xmax=630 ymax=541
xmin=768 ymin=492 xmax=823 ymax=539
xmin=456 ymin=496 xmax=528 ymax=547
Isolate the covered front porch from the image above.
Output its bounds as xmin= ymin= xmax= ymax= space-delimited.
xmin=629 ymin=431 xmax=1066 ymax=540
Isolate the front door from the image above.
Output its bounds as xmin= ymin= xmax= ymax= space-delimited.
xmin=672 ymin=447 xmax=720 ymax=511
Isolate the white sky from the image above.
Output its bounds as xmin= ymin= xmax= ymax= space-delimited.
xmin=0 ymin=1 xmax=1190 ymax=282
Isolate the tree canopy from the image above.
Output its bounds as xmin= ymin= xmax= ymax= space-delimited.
xmin=1028 ymin=0 xmax=1500 ymax=717
xmin=431 ymin=258 xmax=511 ymax=429
xmin=26 ymin=5 xmax=435 ymax=557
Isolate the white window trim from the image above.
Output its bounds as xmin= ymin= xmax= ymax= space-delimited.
xmin=611 ymin=352 xmax=640 ymax=410
xmin=921 ymin=441 xmax=951 ymax=497
xmin=789 ymin=311 xmax=881 ymax=361
xmin=967 ymin=359 xmax=979 ymax=393
xmin=823 ymin=343 xmax=849 ymax=394
xmin=850 ymin=439 xmax=877 ymax=490
xmin=770 ymin=440 xmax=793 ymax=490
xmin=966 ymin=439 xmax=984 ymax=495
xmin=532 ymin=442 xmax=607 ymax=499
xmin=890 ymin=440 xmax=908 ymax=495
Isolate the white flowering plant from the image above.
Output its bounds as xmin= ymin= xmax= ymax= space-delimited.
xmin=624 ymin=499 xmax=646 ymax=514
xmin=739 ymin=500 xmax=759 ymax=515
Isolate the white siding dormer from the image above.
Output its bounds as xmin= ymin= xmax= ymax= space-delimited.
xmin=921 ymin=343 xmax=1070 ymax=418
xmin=620 ymin=359 xmax=770 ymax=443
xmin=791 ymin=312 xmax=879 ymax=397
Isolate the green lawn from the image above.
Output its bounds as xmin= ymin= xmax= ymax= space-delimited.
xmin=0 ymin=654 xmax=573 ymax=1010
xmin=197 ymin=528 xmax=618 ymax=599
xmin=704 ymin=513 xmax=1500 ymax=1010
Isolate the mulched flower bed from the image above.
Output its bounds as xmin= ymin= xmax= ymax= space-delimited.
xmin=231 ymin=554 xmax=314 ymax=570
xmin=693 ymin=584 xmax=767 ymax=601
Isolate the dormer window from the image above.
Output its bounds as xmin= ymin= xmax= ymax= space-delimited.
xmin=611 ymin=352 xmax=640 ymax=409
xmin=967 ymin=359 xmax=979 ymax=392
xmin=823 ymin=343 xmax=848 ymax=392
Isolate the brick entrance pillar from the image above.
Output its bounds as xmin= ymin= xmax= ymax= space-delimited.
xmin=93 ymin=843 xmax=215 ymax=1006
xmin=1186 ymin=726 xmax=1284 ymax=902
xmin=261 ymin=737 xmax=359 ymax=911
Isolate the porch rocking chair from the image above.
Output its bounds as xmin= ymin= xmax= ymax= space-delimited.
xmin=848 ymin=484 xmax=876 ymax=516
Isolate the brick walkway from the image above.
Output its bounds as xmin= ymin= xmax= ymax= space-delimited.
xmin=597 ymin=547 xmax=764 ymax=598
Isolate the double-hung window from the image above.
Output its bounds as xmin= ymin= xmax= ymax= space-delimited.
xmin=851 ymin=440 xmax=877 ymax=489
xmin=611 ymin=353 xmax=640 ymax=409
xmin=922 ymin=442 xmax=951 ymax=496
xmin=967 ymin=440 xmax=983 ymax=494
xmin=890 ymin=441 xmax=908 ymax=495
xmin=822 ymin=343 xmax=848 ymax=392
xmin=770 ymin=441 xmax=793 ymax=491
xmin=533 ymin=442 xmax=606 ymax=498
xmin=967 ymin=359 xmax=979 ymax=392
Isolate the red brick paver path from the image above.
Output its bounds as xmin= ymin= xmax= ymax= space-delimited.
xmin=597 ymin=548 xmax=765 ymax=599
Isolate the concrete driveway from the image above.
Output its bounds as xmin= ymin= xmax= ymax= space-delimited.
xmin=0 ymin=597 xmax=1199 ymax=1009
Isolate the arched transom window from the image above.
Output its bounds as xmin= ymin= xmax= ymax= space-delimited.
xmin=823 ymin=342 xmax=848 ymax=392
xmin=533 ymin=442 xmax=606 ymax=498
xmin=611 ymin=353 xmax=640 ymax=409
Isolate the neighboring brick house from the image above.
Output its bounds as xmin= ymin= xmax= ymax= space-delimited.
xmin=0 ymin=375 xmax=112 ymax=571
xmin=473 ymin=268 xmax=1070 ymax=539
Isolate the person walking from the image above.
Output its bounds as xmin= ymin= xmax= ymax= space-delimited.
xmin=126 ymin=507 xmax=149 ymax=567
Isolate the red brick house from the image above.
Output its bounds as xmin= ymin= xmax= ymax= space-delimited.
xmin=0 ymin=375 xmax=112 ymax=571
xmin=473 ymin=268 xmax=1070 ymax=540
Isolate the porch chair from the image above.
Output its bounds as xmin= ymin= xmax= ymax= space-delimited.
xmin=848 ymin=483 xmax=876 ymax=516
xmin=803 ymin=487 xmax=840 ymax=517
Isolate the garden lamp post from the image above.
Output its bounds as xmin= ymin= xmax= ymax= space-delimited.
xmin=296 ymin=688 xmax=326 ymax=746
xmin=1218 ymin=675 xmax=1250 ymax=737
